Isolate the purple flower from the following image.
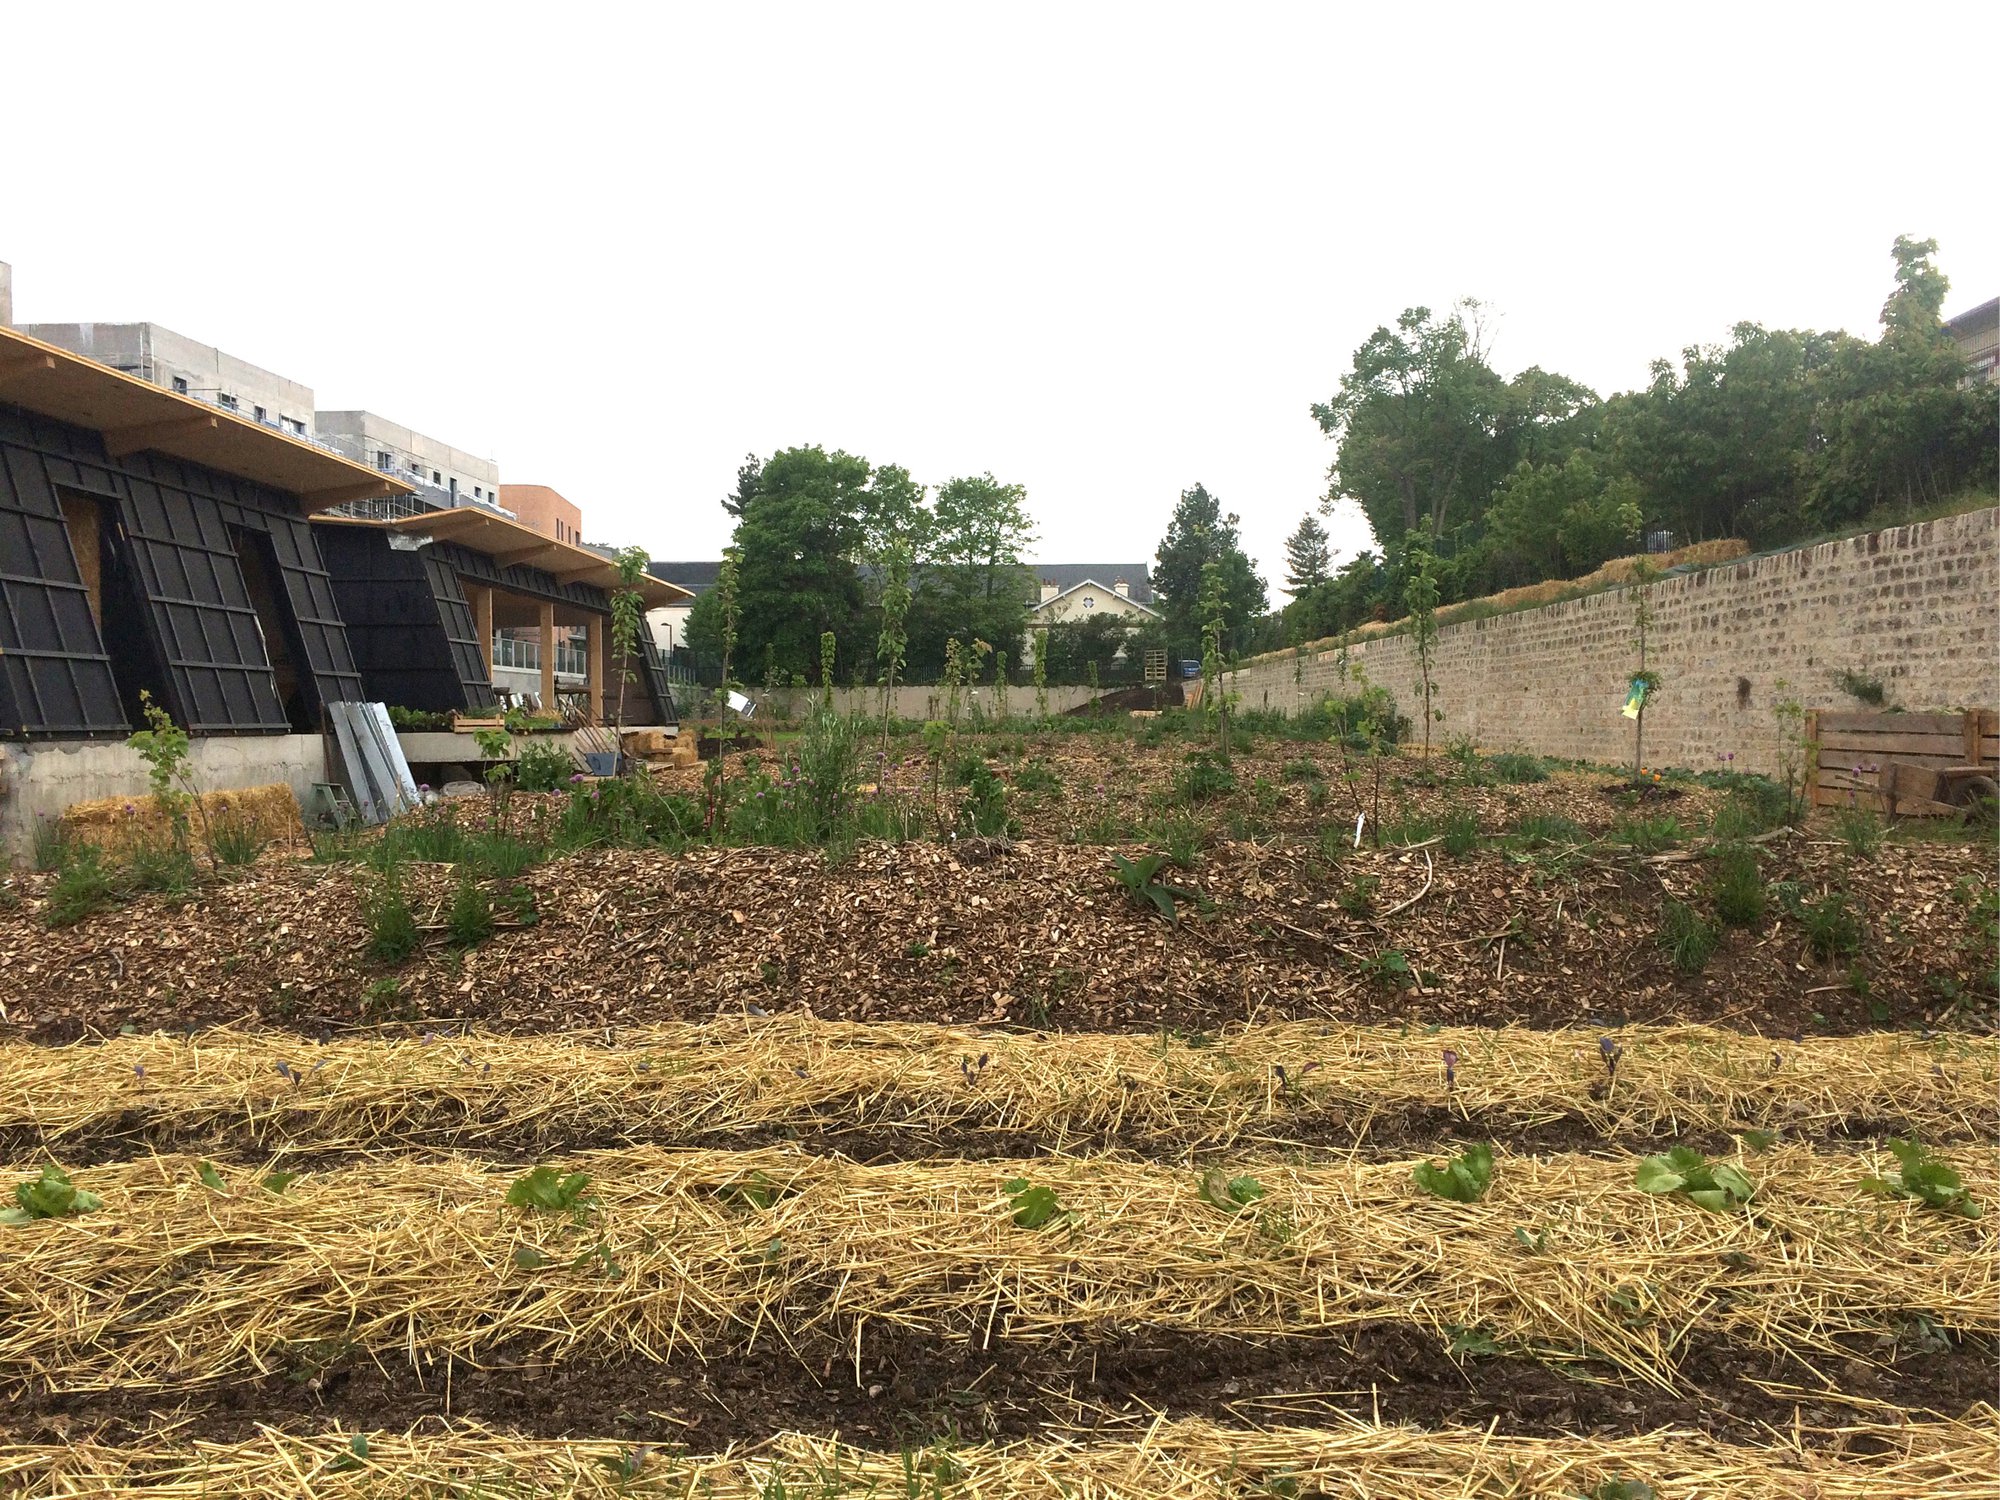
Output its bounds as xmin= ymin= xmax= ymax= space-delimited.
xmin=1599 ymin=1035 xmax=1622 ymax=1079
xmin=1442 ymin=1048 xmax=1459 ymax=1088
xmin=133 ymin=1065 xmax=145 ymax=1079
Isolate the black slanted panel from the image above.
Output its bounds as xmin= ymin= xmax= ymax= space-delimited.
xmin=316 ymin=526 xmax=489 ymax=714
xmin=0 ymin=411 xmax=134 ymax=737
xmin=262 ymin=514 xmax=367 ymax=715
xmin=422 ymin=551 xmax=496 ymax=710
xmin=630 ymin=612 xmax=677 ymax=726
xmin=113 ymin=467 xmax=286 ymax=732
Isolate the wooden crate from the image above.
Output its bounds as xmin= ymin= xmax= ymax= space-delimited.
xmin=1808 ymin=709 xmax=1998 ymax=813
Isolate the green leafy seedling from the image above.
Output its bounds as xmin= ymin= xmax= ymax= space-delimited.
xmin=1 ymin=1165 xmax=103 ymax=1225
xmin=1413 ymin=1143 xmax=1494 ymax=1203
xmin=1003 ymin=1177 xmax=1068 ymax=1229
xmin=1586 ymin=1482 xmax=1655 ymax=1500
xmin=1196 ymin=1169 xmax=1266 ymax=1215
xmin=1635 ymin=1146 xmax=1754 ymax=1212
xmin=1862 ymin=1139 xmax=1983 ymax=1219
xmin=1111 ymin=852 xmax=1198 ymax=923
xmin=506 ymin=1165 xmax=594 ymax=1215
xmin=1445 ymin=1324 xmax=1503 ymax=1358
xmin=513 ymin=1245 xmax=553 ymax=1269
xmin=328 ymin=1434 xmax=369 ymax=1475
xmin=263 ymin=1171 xmax=302 ymax=1195
xmin=196 ymin=1161 xmax=227 ymax=1192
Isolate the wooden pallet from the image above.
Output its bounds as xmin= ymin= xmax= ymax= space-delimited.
xmin=1808 ymin=709 xmax=1998 ymax=814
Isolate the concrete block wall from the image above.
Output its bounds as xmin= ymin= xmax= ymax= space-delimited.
xmin=1225 ymin=508 xmax=2000 ymax=778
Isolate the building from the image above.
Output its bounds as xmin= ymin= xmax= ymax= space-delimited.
xmin=16 ymin=319 xmax=316 ymax=440
xmin=1945 ymin=297 xmax=1999 ymax=385
xmin=0 ymin=322 xmax=400 ymax=747
xmin=314 ymin=410 xmax=506 ymax=518
xmin=644 ymin=559 xmax=723 ymax=657
xmin=501 ymin=484 xmax=585 ymax=545
xmin=1023 ymin=564 xmax=1161 ymax=670
xmin=313 ymin=507 xmax=688 ymax=724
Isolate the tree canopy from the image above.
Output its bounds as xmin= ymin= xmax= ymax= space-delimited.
xmin=1153 ymin=484 xmax=1268 ymax=660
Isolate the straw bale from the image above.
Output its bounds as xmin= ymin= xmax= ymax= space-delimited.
xmin=0 ymin=1411 xmax=1992 ymax=1499
xmin=3 ymin=1142 xmax=1990 ymax=1394
xmin=8 ymin=1016 xmax=1995 ymax=1156
xmin=59 ymin=784 xmax=302 ymax=858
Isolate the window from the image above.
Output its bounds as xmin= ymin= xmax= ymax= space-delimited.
xmin=376 ymin=451 xmax=394 ymax=472
xmin=474 ymin=486 xmax=483 ymax=499
xmin=282 ymin=416 xmax=305 ymax=435
xmin=253 ymin=405 xmax=267 ymax=424
xmin=432 ymin=471 xmax=441 ymax=484
xmin=217 ymin=393 xmax=238 ymax=410
xmin=171 ymin=375 xmax=189 ymax=395
xmin=1082 ymin=595 xmax=1095 ymax=610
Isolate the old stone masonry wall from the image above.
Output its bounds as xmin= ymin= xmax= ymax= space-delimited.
xmin=1225 ymin=507 xmax=1999 ymax=778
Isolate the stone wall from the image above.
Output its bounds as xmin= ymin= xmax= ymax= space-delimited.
xmin=1224 ymin=508 xmax=2000 ymax=777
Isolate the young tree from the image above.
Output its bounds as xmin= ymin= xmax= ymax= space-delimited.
xmin=1283 ymin=513 xmax=1332 ymax=594
xmin=1627 ymin=560 xmax=1663 ymax=784
xmin=906 ymin=473 xmax=1035 ymax=677
xmin=608 ymin=545 xmax=648 ymax=742
xmin=874 ymin=535 xmax=913 ymax=739
xmin=1153 ymin=484 xmax=1268 ymax=661
xmin=1404 ymin=525 xmax=1443 ymax=759
xmin=1199 ymin=557 xmax=1230 ymax=757
xmin=728 ymin=445 xmax=873 ymax=681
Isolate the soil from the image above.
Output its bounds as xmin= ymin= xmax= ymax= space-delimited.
xmin=9 ymin=1324 xmax=1992 ymax=1453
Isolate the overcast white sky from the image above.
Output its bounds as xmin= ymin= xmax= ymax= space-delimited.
xmin=3 ymin=4 xmax=1993 ymax=598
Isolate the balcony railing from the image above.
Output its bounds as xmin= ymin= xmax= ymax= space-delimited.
xmin=322 ymin=482 xmax=516 ymax=523
xmin=491 ymin=634 xmax=587 ymax=677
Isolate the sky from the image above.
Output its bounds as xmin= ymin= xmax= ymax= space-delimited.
xmin=2 ymin=3 xmax=1993 ymax=600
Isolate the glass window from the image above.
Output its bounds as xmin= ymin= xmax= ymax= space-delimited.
xmin=171 ymin=375 xmax=188 ymax=394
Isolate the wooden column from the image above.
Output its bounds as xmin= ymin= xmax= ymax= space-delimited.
xmin=585 ymin=614 xmax=605 ymax=727
xmin=538 ymin=600 xmax=556 ymax=713
xmin=468 ymin=585 xmax=494 ymax=679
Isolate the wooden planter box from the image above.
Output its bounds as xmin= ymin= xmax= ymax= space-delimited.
xmin=1808 ymin=709 xmax=1998 ymax=815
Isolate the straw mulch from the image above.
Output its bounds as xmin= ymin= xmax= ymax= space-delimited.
xmin=58 ymin=784 xmax=303 ymax=859
xmin=5 ymin=1143 xmax=1991 ymax=1394
xmin=0 ymin=1412 xmax=1992 ymax=1499
xmin=7 ymin=1016 xmax=1994 ymax=1154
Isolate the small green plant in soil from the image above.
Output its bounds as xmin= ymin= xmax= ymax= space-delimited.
xmin=1281 ymin=757 xmax=1323 ymax=782
xmin=1440 ymin=807 xmax=1480 ymax=856
xmin=1195 ymin=1169 xmax=1266 ymax=1215
xmin=506 ymin=1166 xmax=596 ymax=1217
xmin=955 ymin=758 xmax=1016 ymax=837
xmin=1338 ymin=873 xmax=1381 ymax=917
xmin=1658 ymin=900 xmax=1718 ymax=974
xmin=1413 ymin=1143 xmax=1494 ymax=1203
xmin=1175 ymin=749 xmax=1237 ymax=804
xmin=1508 ymin=812 xmax=1585 ymax=850
xmin=1862 ymin=1139 xmax=1983 ymax=1219
xmin=513 ymin=739 xmax=579 ymax=793
xmin=43 ymin=842 xmax=116 ymax=928
xmin=1485 ymin=752 xmax=1547 ymax=784
xmin=1002 ymin=1177 xmax=1069 ymax=1229
xmin=2 ymin=1165 xmax=103 ymax=1225
xmin=209 ymin=812 xmax=267 ymax=867
xmin=1155 ymin=814 xmax=1203 ymax=868
xmin=1112 ymin=852 xmax=1198 ymax=923
xmin=1014 ymin=761 xmax=1063 ymax=796
xmin=1635 ymin=1146 xmax=1754 ymax=1212
xmin=1613 ymin=814 xmax=1680 ymax=853
xmin=1357 ymin=947 xmax=1411 ymax=986
xmin=361 ymin=869 xmax=418 ymax=964
xmin=1586 ymin=1482 xmax=1656 ymax=1500
xmin=1831 ymin=805 xmax=1885 ymax=859
xmin=1709 ymin=844 xmax=1767 ymax=927
xmin=447 ymin=874 xmax=495 ymax=948
xmin=1800 ymin=890 xmax=1864 ymax=960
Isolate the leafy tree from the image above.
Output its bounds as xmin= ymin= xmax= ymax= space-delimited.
xmin=1153 ymin=484 xmax=1268 ymax=660
xmin=608 ymin=545 xmax=647 ymax=737
xmin=1404 ymin=525 xmax=1443 ymax=759
xmin=1481 ymin=450 xmax=1643 ymax=583
xmin=720 ymin=454 xmax=762 ymax=519
xmin=728 ymin=445 xmax=873 ymax=681
xmin=1312 ymin=302 xmax=1515 ymax=548
xmin=903 ymin=473 xmax=1035 ymax=677
xmin=1282 ymin=513 xmax=1332 ymax=594
xmin=874 ymin=535 xmax=913 ymax=732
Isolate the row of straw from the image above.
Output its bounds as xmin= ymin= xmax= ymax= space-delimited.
xmin=7 ymin=1016 xmax=1995 ymax=1155
xmin=4 ymin=1142 xmax=1991 ymax=1394
xmin=3 ymin=1412 xmax=1996 ymax=1500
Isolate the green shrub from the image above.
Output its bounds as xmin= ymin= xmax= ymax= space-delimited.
xmin=209 ymin=813 xmax=267 ymax=867
xmin=1801 ymin=891 xmax=1864 ymax=960
xmin=1175 ymin=750 xmax=1237 ymax=803
xmin=1485 ymin=753 xmax=1548 ymax=784
xmin=1281 ymin=757 xmax=1324 ymax=783
xmin=125 ymin=837 xmax=199 ymax=895
xmin=1509 ymin=813 xmax=1585 ymax=849
xmin=447 ymin=874 xmax=495 ymax=948
xmin=468 ymin=832 xmax=541 ymax=881
xmin=1613 ymin=814 xmax=1681 ymax=853
xmin=31 ymin=819 xmax=74 ymax=872
xmin=956 ymin=760 xmax=1016 ymax=838
xmin=1014 ymin=761 xmax=1063 ymax=796
xmin=43 ymin=843 xmax=116 ymax=928
xmin=1711 ymin=780 xmax=1789 ymax=838
xmin=1831 ymin=806 xmax=1884 ymax=859
xmin=362 ymin=869 xmax=419 ymax=963
xmin=1338 ymin=874 xmax=1381 ymax=918
xmin=1155 ymin=815 xmax=1203 ymax=869
xmin=513 ymin=740 xmax=578 ymax=793
xmin=1709 ymin=844 xmax=1767 ymax=928
xmin=1440 ymin=808 xmax=1480 ymax=857
xmin=1659 ymin=900 xmax=1718 ymax=974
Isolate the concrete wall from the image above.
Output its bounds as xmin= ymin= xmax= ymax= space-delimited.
xmin=0 ymin=735 xmax=330 ymax=863
xmin=1223 ymin=508 xmax=2000 ymax=777
xmin=16 ymin=322 xmax=315 ymax=433
xmin=314 ymin=410 xmax=500 ymax=502
xmin=746 ymin=684 xmax=1112 ymax=721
